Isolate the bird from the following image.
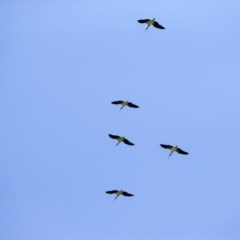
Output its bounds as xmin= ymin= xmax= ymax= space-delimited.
xmin=106 ymin=190 xmax=134 ymax=200
xmin=111 ymin=100 xmax=139 ymax=110
xmin=108 ymin=134 xmax=134 ymax=146
xmin=160 ymin=144 xmax=189 ymax=158
xmin=138 ymin=18 xmax=165 ymax=31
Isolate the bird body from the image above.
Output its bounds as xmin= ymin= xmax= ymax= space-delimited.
xmin=108 ymin=134 xmax=134 ymax=146
xmin=111 ymin=100 xmax=139 ymax=110
xmin=106 ymin=190 xmax=134 ymax=200
xmin=138 ymin=18 xmax=165 ymax=31
xmin=160 ymin=144 xmax=189 ymax=158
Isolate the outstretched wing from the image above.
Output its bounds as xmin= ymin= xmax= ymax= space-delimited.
xmin=123 ymin=138 xmax=134 ymax=146
xmin=160 ymin=144 xmax=173 ymax=149
xmin=108 ymin=134 xmax=120 ymax=140
xmin=176 ymin=148 xmax=189 ymax=155
xmin=122 ymin=191 xmax=134 ymax=197
xmin=153 ymin=21 xmax=165 ymax=29
xmin=128 ymin=102 xmax=139 ymax=108
xmin=106 ymin=190 xmax=118 ymax=194
xmin=138 ymin=19 xmax=150 ymax=24
xmin=111 ymin=100 xmax=124 ymax=105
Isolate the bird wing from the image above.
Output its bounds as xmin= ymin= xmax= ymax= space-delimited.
xmin=138 ymin=19 xmax=150 ymax=24
xmin=122 ymin=191 xmax=134 ymax=197
xmin=160 ymin=144 xmax=173 ymax=149
xmin=153 ymin=21 xmax=165 ymax=29
xmin=123 ymin=139 xmax=134 ymax=146
xmin=108 ymin=134 xmax=120 ymax=140
xmin=128 ymin=102 xmax=139 ymax=108
xmin=106 ymin=190 xmax=118 ymax=194
xmin=176 ymin=148 xmax=189 ymax=155
xmin=111 ymin=100 xmax=123 ymax=105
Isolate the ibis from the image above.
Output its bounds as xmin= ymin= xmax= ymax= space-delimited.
xmin=138 ymin=18 xmax=165 ymax=31
xmin=108 ymin=134 xmax=134 ymax=146
xmin=160 ymin=144 xmax=189 ymax=158
xmin=106 ymin=190 xmax=134 ymax=200
xmin=111 ymin=100 xmax=139 ymax=110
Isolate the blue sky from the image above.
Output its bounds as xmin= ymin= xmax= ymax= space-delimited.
xmin=1 ymin=1 xmax=240 ymax=239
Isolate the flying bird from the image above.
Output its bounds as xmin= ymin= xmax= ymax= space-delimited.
xmin=108 ymin=134 xmax=134 ymax=146
xmin=106 ymin=190 xmax=134 ymax=200
xmin=160 ymin=144 xmax=189 ymax=158
xmin=111 ymin=100 xmax=139 ymax=110
xmin=138 ymin=18 xmax=165 ymax=31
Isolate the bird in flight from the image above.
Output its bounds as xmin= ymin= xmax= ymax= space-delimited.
xmin=111 ymin=100 xmax=139 ymax=110
xmin=160 ymin=144 xmax=189 ymax=158
xmin=106 ymin=190 xmax=134 ymax=200
xmin=108 ymin=134 xmax=134 ymax=146
xmin=138 ymin=18 xmax=165 ymax=31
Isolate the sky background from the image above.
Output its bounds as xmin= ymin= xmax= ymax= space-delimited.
xmin=1 ymin=0 xmax=240 ymax=239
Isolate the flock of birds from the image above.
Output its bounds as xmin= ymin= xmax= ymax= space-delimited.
xmin=105 ymin=19 xmax=189 ymax=201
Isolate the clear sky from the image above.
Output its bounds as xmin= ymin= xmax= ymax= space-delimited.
xmin=1 ymin=1 xmax=240 ymax=240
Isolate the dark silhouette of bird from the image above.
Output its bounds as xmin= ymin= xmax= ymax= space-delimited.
xmin=160 ymin=144 xmax=189 ymax=158
xmin=106 ymin=190 xmax=134 ymax=200
xmin=138 ymin=18 xmax=165 ymax=31
xmin=111 ymin=100 xmax=139 ymax=110
xmin=108 ymin=134 xmax=134 ymax=146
